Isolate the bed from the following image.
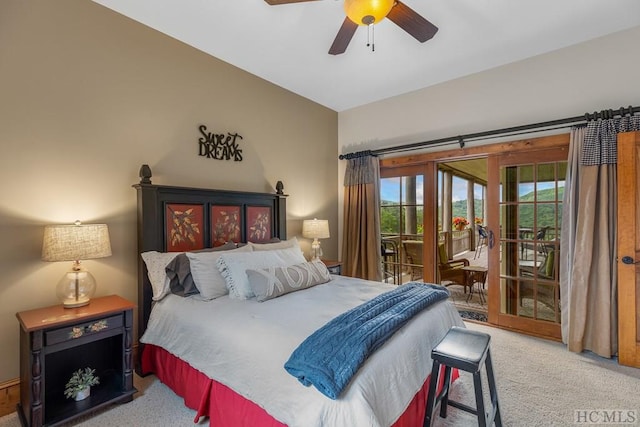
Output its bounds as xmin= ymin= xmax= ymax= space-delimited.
xmin=133 ymin=165 xmax=464 ymax=426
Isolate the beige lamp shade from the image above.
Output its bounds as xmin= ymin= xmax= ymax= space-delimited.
xmin=42 ymin=223 xmax=112 ymax=262
xmin=302 ymin=219 xmax=329 ymax=261
xmin=302 ymin=219 xmax=330 ymax=240
xmin=42 ymin=222 xmax=112 ymax=308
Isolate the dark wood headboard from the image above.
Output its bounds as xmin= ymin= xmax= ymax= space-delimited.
xmin=132 ymin=164 xmax=287 ymax=369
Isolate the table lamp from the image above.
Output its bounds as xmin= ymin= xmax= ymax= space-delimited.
xmin=302 ymin=218 xmax=330 ymax=261
xmin=42 ymin=221 xmax=112 ymax=308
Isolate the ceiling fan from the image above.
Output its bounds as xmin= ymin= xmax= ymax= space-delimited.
xmin=264 ymin=0 xmax=438 ymax=55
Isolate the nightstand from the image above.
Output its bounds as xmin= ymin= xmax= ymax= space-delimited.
xmin=321 ymin=259 xmax=343 ymax=275
xmin=16 ymin=295 xmax=137 ymax=427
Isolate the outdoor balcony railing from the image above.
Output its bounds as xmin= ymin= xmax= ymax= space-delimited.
xmin=380 ymin=230 xmax=473 ymax=284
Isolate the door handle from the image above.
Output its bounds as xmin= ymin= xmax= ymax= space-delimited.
xmin=621 ymin=256 xmax=638 ymax=265
xmin=488 ymin=230 xmax=495 ymax=249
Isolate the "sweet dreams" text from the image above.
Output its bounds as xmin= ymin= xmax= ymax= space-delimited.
xmin=198 ymin=125 xmax=243 ymax=161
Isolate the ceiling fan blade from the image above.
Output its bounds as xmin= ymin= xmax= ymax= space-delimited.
xmin=387 ymin=1 xmax=438 ymax=43
xmin=329 ymin=18 xmax=358 ymax=55
xmin=264 ymin=0 xmax=319 ymax=4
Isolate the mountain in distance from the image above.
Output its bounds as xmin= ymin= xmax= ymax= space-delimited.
xmin=381 ymin=186 xmax=563 ymax=232
xmin=452 ymin=187 xmax=564 ymax=227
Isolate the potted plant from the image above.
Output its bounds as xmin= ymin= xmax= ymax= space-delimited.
xmin=64 ymin=367 xmax=100 ymax=401
xmin=452 ymin=216 xmax=469 ymax=231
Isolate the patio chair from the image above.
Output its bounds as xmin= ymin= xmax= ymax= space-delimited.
xmin=535 ymin=226 xmax=551 ymax=256
xmin=402 ymin=240 xmax=424 ymax=281
xmin=519 ymin=248 xmax=558 ymax=309
xmin=381 ymin=238 xmax=400 ymax=284
xmin=520 ymin=226 xmax=551 ymax=259
xmin=474 ymin=225 xmax=488 ymax=259
xmin=438 ymin=243 xmax=470 ymax=291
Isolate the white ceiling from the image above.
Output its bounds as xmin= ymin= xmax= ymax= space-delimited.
xmin=93 ymin=0 xmax=640 ymax=112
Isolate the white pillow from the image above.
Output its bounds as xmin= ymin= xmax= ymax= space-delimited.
xmin=247 ymin=260 xmax=332 ymax=302
xmin=216 ymin=246 xmax=307 ymax=299
xmin=186 ymin=245 xmax=253 ymax=300
xmin=249 ymin=236 xmax=300 ymax=251
xmin=140 ymin=251 xmax=180 ymax=301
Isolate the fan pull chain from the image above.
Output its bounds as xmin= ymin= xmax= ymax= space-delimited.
xmin=366 ymin=24 xmax=375 ymax=52
xmin=372 ymin=24 xmax=375 ymax=51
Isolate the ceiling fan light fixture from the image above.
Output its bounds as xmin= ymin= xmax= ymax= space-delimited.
xmin=344 ymin=0 xmax=394 ymax=26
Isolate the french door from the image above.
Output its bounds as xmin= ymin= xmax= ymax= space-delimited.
xmin=487 ymin=148 xmax=568 ymax=339
xmin=379 ymin=133 xmax=570 ymax=339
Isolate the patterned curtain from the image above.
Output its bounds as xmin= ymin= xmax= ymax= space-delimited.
xmin=564 ymin=114 xmax=640 ymax=358
xmin=342 ymin=155 xmax=382 ymax=281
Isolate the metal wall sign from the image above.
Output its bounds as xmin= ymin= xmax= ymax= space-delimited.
xmin=198 ymin=125 xmax=243 ymax=161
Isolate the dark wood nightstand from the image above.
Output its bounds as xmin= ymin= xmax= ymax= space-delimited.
xmin=16 ymin=295 xmax=137 ymax=427
xmin=321 ymin=259 xmax=343 ymax=275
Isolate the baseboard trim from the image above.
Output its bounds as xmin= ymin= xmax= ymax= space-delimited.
xmin=0 ymin=378 xmax=19 ymax=418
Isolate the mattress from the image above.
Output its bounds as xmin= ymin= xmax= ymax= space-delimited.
xmin=140 ymin=275 xmax=463 ymax=426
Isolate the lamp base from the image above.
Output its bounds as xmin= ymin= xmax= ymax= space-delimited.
xmin=56 ymin=267 xmax=96 ymax=309
xmin=310 ymin=239 xmax=323 ymax=261
xmin=62 ymin=298 xmax=91 ymax=308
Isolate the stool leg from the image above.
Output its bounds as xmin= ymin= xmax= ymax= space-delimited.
xmin=423 ymin=361 xmax=441 ymax=427
xmin=438 ymin=366 xmax=453 ymax=418
xmin=473 ymin=371 xmax=487 ymax=427
xmin=485 ymin=350 xmax=502 ymax=427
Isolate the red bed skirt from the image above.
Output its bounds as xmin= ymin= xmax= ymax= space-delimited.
xmin=141 ymin=344 xmax=458 ymax=426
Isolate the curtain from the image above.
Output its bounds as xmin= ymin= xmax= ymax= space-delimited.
xmin=560 ymin=126 xmax=585 ymax=343
xmin=342 ymin=155 xmax=382 ymax=281
xmin=564 ymin=114 xmax=640 ymax=358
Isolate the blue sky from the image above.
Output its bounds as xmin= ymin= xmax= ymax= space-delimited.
xmin=380 ymin=176 xmax=423 ymax=203
xmin=380 ymin=175 xmax=478 ymax=203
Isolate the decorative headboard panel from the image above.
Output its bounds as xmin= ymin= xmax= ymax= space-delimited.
xmin=132 ymin=164 xmax=287 ymax=358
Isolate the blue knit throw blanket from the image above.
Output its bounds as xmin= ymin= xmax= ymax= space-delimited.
xmin=284 ymin=282 xmax=450 ymax=399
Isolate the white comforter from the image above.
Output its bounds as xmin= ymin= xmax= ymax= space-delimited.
xmin=141 ymin=276 xmax=463 ymax=427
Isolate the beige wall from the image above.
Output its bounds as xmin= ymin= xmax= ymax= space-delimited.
xmin=0 ymin=0 xmax=338 ymax=381
xmin=339 ymin=25 xmax=640 ymax=152
xmin=337 ymin=25 xmax=640 ymax=256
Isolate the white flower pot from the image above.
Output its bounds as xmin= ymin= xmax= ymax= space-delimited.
xmin=74 ymin=387 xmax=90 ymax=401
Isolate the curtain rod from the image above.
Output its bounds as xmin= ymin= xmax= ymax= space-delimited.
xmin=338 ymin=104 xmax=640 ymax=160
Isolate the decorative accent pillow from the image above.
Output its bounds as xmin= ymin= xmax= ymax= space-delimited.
xmin=247 ymin=260 xmax=332 ymax=302
xmin=216 ymin=246 xmax=307 ymax=299
xmin=249 ymin=237 xmax=299 ymax=251
xmin=186 ymin=245 xmax=253 ymax=300
xmin=166 ymin=242 xmax=237 ymax=297
xmin=140 ymin=251 xmax=181 ymax=301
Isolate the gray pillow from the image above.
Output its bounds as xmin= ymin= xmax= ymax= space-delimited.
xmin=247 ymin=260 xmax=331 ymax=302
xmin=166 ymin=242 xmax=237 ymax=297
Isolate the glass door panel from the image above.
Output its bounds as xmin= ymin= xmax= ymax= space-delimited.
xmin=380 ymin=174 xmax=425 ymax=284
xmin=488 ymin=150 xmax=566 ymax=339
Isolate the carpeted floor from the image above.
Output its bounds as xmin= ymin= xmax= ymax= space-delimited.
xmin=2 ymin=322 xmax=639 ymax=426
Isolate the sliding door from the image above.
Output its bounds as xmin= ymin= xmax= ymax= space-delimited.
xmin=379 ymin=133 xmax=569 ymax=335
xmin=487 ymin=148 xmax=567 ymax=339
